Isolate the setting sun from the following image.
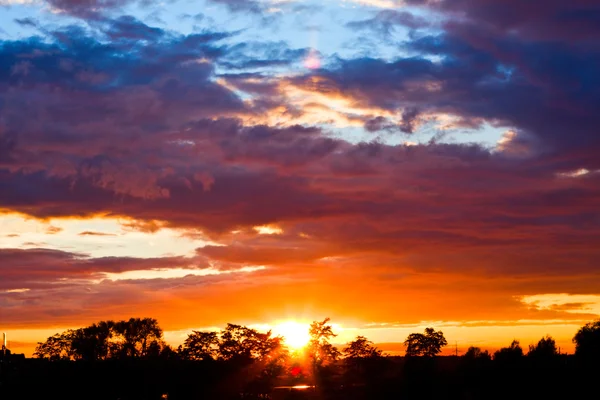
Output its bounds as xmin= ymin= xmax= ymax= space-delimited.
xmin=272 ymin=321 xmax=311 ymax=350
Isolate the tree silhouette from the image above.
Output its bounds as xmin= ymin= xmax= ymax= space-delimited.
xmin=33 ymin=332 xmax=73 ymax=360
xmin=158 ymin=343 xmax=179 ymax=360
xmin=254 ymin=335 xmax=289 ymax=385
xmin=343 ymin=336 xmax=382 ymax=359
xmin=24 ymin=316 xmax=600 ymax=400
xmin=404 ymin=327 xmax=447 ymax=357
xmin=308 ymin=318 xmax=340 ymax=367
xmin=181 ymin=331 xmax=219 ymax=361
xmin=343 ymin=336 xmax=384 ymax=384
xmin=34 ymin=317 xmax=165 ymax=361
xmin=573 ymin=319 xmax=600 ymax=363
xmin=218 ymin=324 xmax=283 ymax=361
xmin=70 ymin=321 xmax=115 ymax=361
xmin=179 ymin=323 xmax=288 ymax=398
xmin=113 ymin=317 xmax=163 ymax=358
xmin=528 ymin=335 xmax=558 ymax=359
xmin=463 ymin=346 xmax=491 ymax=361
xmin=493 ymin=340 xmax=523 ymax=363
xmin=219 ymin=324 xmax=257 ymax=360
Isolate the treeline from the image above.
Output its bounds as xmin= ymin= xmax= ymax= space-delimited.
xmin=31 ymin=317 xmax=600 ymax=363
xmin=33 ymin=318 xmax=165 ymax=360
xmin=2 ymin=318 xmax=599 ymax=400
xmin=31 ymin=317 xmax=376 ymax=365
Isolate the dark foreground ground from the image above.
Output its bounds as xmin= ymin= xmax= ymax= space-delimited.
xmin=1 ymin=355 xmax=597 ymax=400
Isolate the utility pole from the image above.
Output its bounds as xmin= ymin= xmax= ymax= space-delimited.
xmin=455 ymin=341 xmax=458 ymax=357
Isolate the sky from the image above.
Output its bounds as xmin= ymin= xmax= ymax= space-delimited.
xmin=1 ymin=0 xmax=600 ymax=356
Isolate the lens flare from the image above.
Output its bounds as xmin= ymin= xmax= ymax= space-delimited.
xmin=304 ymin=49 xmax=321 ymax=70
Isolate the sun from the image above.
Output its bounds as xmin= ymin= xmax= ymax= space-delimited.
xmin=272 ymin=321 xmax=311 ymax=349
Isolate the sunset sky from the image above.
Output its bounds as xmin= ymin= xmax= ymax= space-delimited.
xmin=1 ymin=0 xmax=599 ymax=357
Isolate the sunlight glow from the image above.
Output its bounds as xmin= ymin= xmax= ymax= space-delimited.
xmin=0 ymin=213 xmax=215 ymax=259
xmin=347 ymin=0 xmax=398 ymax=8
xmin=519 ymin=293 xmax=600 ymax=315
xmin=557 ymin=168 xmax=596 ymax=178
xmin=272 ymin=321 xmax=311 ymax=349
xmin=103 ymin=266 xmax=266 ymax=282
xmin=253 ymin=225 xmax=283 ymax=235
xmin=3 ymin=288 xmax=30 ymax=293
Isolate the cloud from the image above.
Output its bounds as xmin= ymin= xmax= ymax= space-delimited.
xmin=219 ymin=42 xmax=312 ymax=70
xmin=45 ymin=0 xmax=153 ymax=18
xmin=78 ymin=231 xmax=117 ymax=236
xmin=1 ymin=1 xmax=600 ymax=334
xmin=520 ymin=294 xmax=600 ymax=315
xmin=45 ymin=225 xmax=63 ymax=234
xmin=346 ymin=0 xmax=403 ymax=8
xmin=290 ymin=26 xmax=600 ymax=161
xmin=0 ymin=246 xmax=273 ymax=328
xmin=207 ymin=0 xmax=265 ymax=14
xmin=346 ymin=10 xmax=430 ymax=37
xmin=0 ymin=247 xmax=194 ymax=290
xmin=103 ymin=15 xmax=166 ymax=41
xmin=430 ymin=0 xmax=600 ymax=42
xmin=0 ymin=0 xmax=38 ymax=5
xmin=13 ymin=17 xmax=39 ymax=28
xmin=205 ymin=0 xmax=293 ymax=19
